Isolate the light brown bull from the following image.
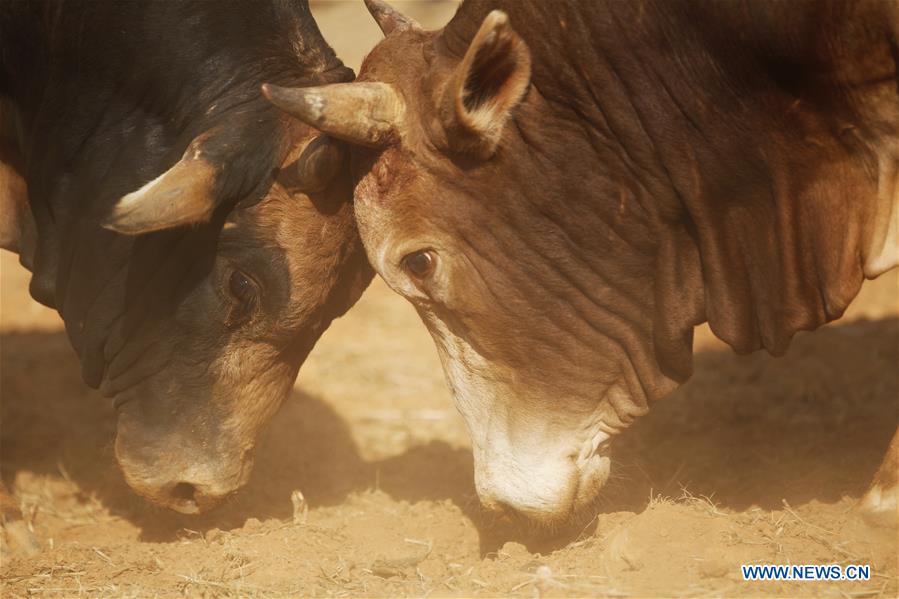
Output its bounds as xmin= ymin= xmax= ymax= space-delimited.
xmin=266 ymin=0 xmax=898 ymax=528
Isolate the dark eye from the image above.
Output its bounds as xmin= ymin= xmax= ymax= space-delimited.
xmin=228 ymin=270 xmax=257 ymax=304
xmin=403 ymin=250 xmax=436 ymax=280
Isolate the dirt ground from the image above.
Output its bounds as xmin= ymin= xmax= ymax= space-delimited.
xmin=2 ymin=2 xmax=898 ymax=597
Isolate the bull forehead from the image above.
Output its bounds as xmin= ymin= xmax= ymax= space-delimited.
xmin=358 ymin=27 xmax=437 ymax=89
xmin=249 ymin=188 xmax=353 ymax=315
xmin=356 ymin=28 xmax=463 ymax=150
xmin=353 ymin=146 xmax=434 ymax=244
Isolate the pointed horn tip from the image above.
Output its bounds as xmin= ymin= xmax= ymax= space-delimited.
xmin=99 ymin=217 xmax=121 ymax=233
xmin=262 ymin=83 xmax=316 ymax=105
xmin=261 ymin=84 xmax=327 ymax=127
xmin=100 ymin=205 xmax=204 ymax=236
xmin=261 ymin=83 xmax=292 ymax=104
xmin=101 ymin=184 xmax=210 ymax=236
xmin=99 ymin=194 xmax=148 ymax=235
xmin=364 ymin=0 xmax=421 ymax=36
xmin=486 ymin=10 xmax=510 ymax=26
xmin=100 ymin=208 xmax=141 ymax=235
xmin=101 ymin=221 xmax=137 ymax=235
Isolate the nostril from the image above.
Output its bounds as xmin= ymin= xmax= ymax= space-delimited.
xmin=171 ymin=482 xmax=197 ymax=503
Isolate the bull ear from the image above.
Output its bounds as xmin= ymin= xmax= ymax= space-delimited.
xmin=292 ymin=134 xmax=345 ymax=193
xmin=441 ymin=10 xmax=531 ymax=159
xmin=102 ymin=135 xmax=218 ymax=235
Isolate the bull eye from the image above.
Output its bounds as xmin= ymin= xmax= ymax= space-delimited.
xmin=228 ymin=270 xmax=257 ymax=304
xmin=403 ymin=250 xmax=436 ymax=280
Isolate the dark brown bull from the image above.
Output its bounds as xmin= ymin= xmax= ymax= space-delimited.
xmin=268 ymin=0 xmax=898 ymax=528
xmin=0 ymin=0 xmax=371 ymax=513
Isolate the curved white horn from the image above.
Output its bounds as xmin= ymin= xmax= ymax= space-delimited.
xmin=262 ymin=82 xmax=403 ymax=148
xmin=102 ymin=137 xmax=218 ymax=235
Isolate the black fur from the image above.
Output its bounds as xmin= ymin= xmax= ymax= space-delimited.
xmin=0 ymin=0 xmax=353 ymax=386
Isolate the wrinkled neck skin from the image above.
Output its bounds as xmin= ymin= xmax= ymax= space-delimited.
xmin=456 ymin=98 xmax=672 ymax=428
xmin=440 ymin=0 xmax=898 ymax=414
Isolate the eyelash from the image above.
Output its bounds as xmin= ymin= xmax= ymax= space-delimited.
xmin=225 ymin=269 xmax=259 ymax=326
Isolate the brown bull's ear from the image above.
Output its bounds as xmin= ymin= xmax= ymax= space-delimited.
xmin=101 ymin=134 xmax=218 ymax=235
xmin=440 ymin=10 xmax=531 ymax=159
xmin=291 ymin=134 xmax=345 ymax=193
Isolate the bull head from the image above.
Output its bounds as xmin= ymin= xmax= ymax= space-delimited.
xmin=263 ymin=5 xmax=531 ymax=160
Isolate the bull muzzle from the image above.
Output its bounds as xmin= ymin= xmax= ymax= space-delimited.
xmin=114 ymin=410 xmax=253 ymax=514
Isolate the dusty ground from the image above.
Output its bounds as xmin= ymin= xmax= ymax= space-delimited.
xmin=2 ymin=2 xmax=898 ymax=597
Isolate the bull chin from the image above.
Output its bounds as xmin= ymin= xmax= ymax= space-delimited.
xmin=475 ymin=451 xmax=613 ymax=534
xmin=467 ymin=417 xmax=616 ymax=532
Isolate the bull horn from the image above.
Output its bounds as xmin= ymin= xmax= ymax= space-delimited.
xmin=262 ymin=82 xmax=402 ymax=148
xmin=364 ymin=0 xmax=421 ymax=36
xmin=102 ymin=137 xmax=218 ymax=235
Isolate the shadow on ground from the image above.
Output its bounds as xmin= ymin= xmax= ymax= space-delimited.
xmin=607 ymin=316 xmax=897 ymax=515
xmin=1 ymin=317 xmax=896 ymax=546
xmin=0 ymin=329 xmax=476 ymax=543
